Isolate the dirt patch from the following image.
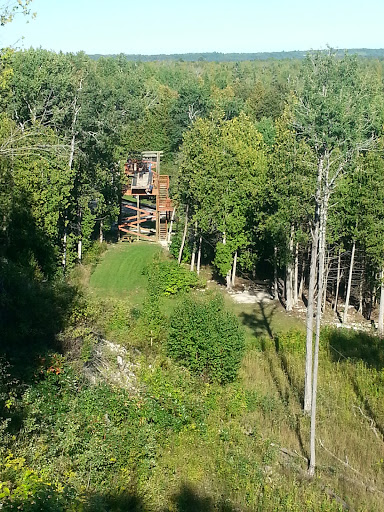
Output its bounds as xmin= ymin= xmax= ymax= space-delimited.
xmin=228 ymin=281 xmax=273 ymax=304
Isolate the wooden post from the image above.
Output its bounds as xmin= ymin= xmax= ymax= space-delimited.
xmin=137 ymin=195 xmax=140 ymax=241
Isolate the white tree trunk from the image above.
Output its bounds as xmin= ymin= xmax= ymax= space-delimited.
xmin=62 ymin=224 xmax=67 ymax=269
xmin=304 ymin=155 xmax=323 ymax=414
xmin=190 ymin=221 xmax=197 ymax=271
xmin=308 ymin=190 xmax=329 ymax=477
xmin=197 ymin=235 xmax=202 ymax=275
xmin=304 ymin=227 xmax=318 ymax=414
xmin=78 ymin=239 xmax=82 ymax=261
xmin=294 ymin=242 xmax=299 ymax=306
xmin=343 ymin=239 xmax=356 ymax=324
xmin=167 ymin=206 xmax=176 ymax=244
xmin=222 ymin=232 xmax=232 ymax=289
xmin=378 ymin=269 xmax=384 ymax=335
xmin=286 ymin=225 xmax=294 ymax=311
xmin=99 ymin=219 xmax=103 ymax=244
xmin=231 ymin=251 xmax=237 ymax=287
xmin=358 ymin=269 xmax=364 ymax=314
xmin=299 ymin=252 xmax=307 ymax=300
xmin=322 ymin=250 xmax=330 ymax=312
xmin=273 ymin=246 xmax=279 ymax=300
xmin=178 ymin=204 xmax=189 ymax=264
xmin=333 ymin=248 xmax=341 ymax=312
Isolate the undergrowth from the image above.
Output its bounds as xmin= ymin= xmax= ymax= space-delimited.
xmin=1 ymin=243 xmax=384 ymax=511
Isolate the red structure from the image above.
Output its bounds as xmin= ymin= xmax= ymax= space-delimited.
xmin=118 ymin=151 xmax=173 ymax=243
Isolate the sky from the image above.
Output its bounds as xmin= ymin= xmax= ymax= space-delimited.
xmin=1 ymin=0 xmax=384 ymax=55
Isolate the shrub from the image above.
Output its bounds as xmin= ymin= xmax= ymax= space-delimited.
xmin=144 ymin=260 xmax=201 ymax=296
xmin=167 ymin=294 xmax=245 ymax=384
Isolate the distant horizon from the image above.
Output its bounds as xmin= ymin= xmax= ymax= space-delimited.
xmin=86 ymin=47 xmax=384 ymax=56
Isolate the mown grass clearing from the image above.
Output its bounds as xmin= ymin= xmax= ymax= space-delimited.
xmin=89 ymin=241 xmax=161 ymax=301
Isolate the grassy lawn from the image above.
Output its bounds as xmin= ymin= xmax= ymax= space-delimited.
xmin=89 ymin=241 xmax=162 ymax=301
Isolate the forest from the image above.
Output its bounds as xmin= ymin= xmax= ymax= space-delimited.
xmin=2 ymin=13 xmax=384 ymax=511
xmin=89 ymin=48 xmax=384 ymax=62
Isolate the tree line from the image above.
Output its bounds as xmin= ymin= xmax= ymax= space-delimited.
xmin=2 ymin=48 xmax=384 ymax=335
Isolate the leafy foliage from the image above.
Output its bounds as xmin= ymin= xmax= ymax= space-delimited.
xmin=144 ymin=259 xmax=201 ymax=296
xmin=167 ymin=294 xmax=245 ymax=384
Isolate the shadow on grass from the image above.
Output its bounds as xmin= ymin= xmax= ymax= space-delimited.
xmin=327 ymin=328 xmax=384 ymax=437
xmin=239 ymin=301 xmax=277 ymax=339
xmin=2 ymin=482 xmax=237 ymax=512
xmin=85 ymin=490 xmax=145 ymax=512
xmin=327 ymin=328 xmax=384 ymax=371
xmin=164 ymin=483 xmax=236 ymax=512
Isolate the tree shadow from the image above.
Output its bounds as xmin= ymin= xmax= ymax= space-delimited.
xmin=84 ymin=489 xmax=145 ymax=512
xmin=239 ymin=301 xmax=277 ymax=339
xmin=327 ymin=328 xmax=384 ymax=438
xmin=259 ymin=333 xmax=307 ymax=459
xmin=327 ymin=329 xmax=384 ymax=371
xmin=163 ymin=483 xmax=236 ymax=512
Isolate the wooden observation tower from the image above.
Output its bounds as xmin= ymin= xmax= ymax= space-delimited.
xmin=118 ymin=151 xmax=173 ymax=243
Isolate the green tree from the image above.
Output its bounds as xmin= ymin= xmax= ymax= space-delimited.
xmin=177 ymin=113 xmax=267 ymax=285
xmin=292 ymin=49 xmax=382 ymax=476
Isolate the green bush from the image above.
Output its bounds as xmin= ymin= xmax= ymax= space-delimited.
xmin=144 ymin=259 xmax=201 ymax=296
xmin=82 ymin=241 xmax=108 ymax=266
xmin=167 ymin=294 xmax=245 ymax=384
xmin=169 ymin=233 xmax=192 ymax=263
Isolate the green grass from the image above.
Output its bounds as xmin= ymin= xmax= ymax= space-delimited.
xmin=123 ymin=194 xmax=155 ymax=208
xmin=89 ymin=241 xmax=161 ymax=301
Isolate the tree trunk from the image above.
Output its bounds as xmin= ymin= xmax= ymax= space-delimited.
xmin=343 ymin=239 xmax=356 ymax=324
xmin=286 ymin=225 xmax=294 ymax=311
xmin=322 ymin=250 xmax=330 ymax=312
xmin=232 ymin=251 xmax=237 ymax=287
xmin=378 ymin=269 xmax=384 ymax=335
xmin=304 ymin=156 xmax=323 ymax=414
xmin=304 ymin=226 xmax=318 ymax=414
xmin=293 ymin=242 xmax=299 ymax=306
xmin=77 ymin=207 xmax=82 ymax=262
xmin=62 ymin=219 xmax=67 ymax=269
xmin=333 ymin=248 xmax=341 ymax=312
xmin=178 ymin=204 xmax=189 ymax=264
xmin=78 ymin=239 xmax=82 ymax=261
xmin=273 ymin=246 xmax=279 ymax=300
xmin=222 ymin=232 xmax=232 ymax=289
xmin=99 ymin=219 xmax=103 ymax=244
xmin=358 ymin=265 xmax=364 ymax=314
xmin=63 ymin=110 xmax=78 ymax=270
xmin=167 ymin=206 xmax=176 ymax=244
xmin=299 ymin=252 xmax=306 ymax=300
xmin=197 ymin=235 xmax=202 ymax=275
xmin=190 ymin=221 xmax=197 ymax=271
xmin=308 ymin=189 xmax=329 ymax=477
